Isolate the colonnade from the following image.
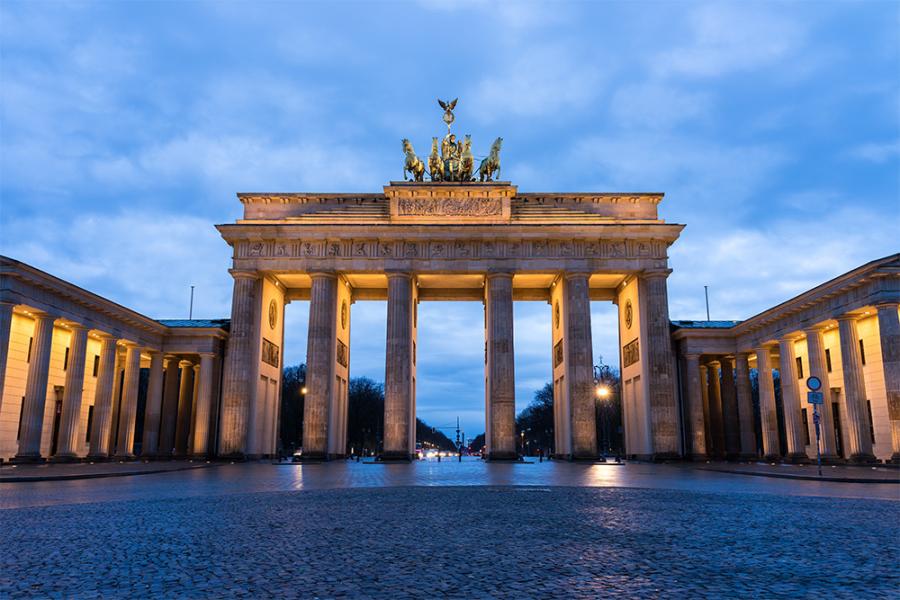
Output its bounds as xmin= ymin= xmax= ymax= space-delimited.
xmin=683 ymin=304 xmax=900 ymax=463
xmin=276 ymin=270 xmax=607 ymax=460
xmin=0 ymin=303 xmax=217 ymax=462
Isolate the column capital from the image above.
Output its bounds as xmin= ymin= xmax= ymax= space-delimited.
xmin=384 ymin=270 xmax=412 ymax=280
xmin=179 ymin=359 xmax=195 ymax=368
xmin=719 ymin=355 xmax=735 ymax=366
xmin=706 ymin=359 xmax=721 ymax=368
xmin=802 ymin=323 xmax=830 ymax=335
xmin=65 ymin=322 xmax=90 ymax=332
xmin=640 ymin=268 xmax=672 ymax=280
xmin=192 ymin=363 xmax=201 ymax=372
xmin=229 ymin=269 xmax=260 ymax=281
xmin=197 ymin=351 xmax=217 ymax=359
xmin=120 ymin=340 xmax=141 ymax=348
xmin=875 ymin=301 xmax=900 ymax=310
xmin=309 ymin=270 xmax=338 ymax=280
xmin=698 ymin=363 xmax=709 ymax=372
xmin=836 ymin=313 xmax=860 ymax=323
xmin=562 ymin=271 xmax=591 ymax=281
xmin=485 ymin=270 xmax=514 ymax=280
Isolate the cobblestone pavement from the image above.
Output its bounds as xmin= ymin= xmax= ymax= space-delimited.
xmin=2 ymin=483 xmax=898 ymax=598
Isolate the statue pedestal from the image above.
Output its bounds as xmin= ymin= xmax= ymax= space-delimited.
xmin=385 ymin=181 xmax=514 ymax=224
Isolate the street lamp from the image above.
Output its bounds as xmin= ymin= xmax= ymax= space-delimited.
xmin=596 ymin=385 xmax=610 ymax=399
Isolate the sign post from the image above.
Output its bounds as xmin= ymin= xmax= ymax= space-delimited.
xmin=806 ymin=376 xmax=824 ymax=477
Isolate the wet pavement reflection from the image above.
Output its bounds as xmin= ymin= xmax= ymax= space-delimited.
xmin=2 ymin=457 xmax=897 ymax=509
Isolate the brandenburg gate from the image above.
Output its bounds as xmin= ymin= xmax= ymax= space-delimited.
xmin=215 ymin=102 xmax=684 ymax=461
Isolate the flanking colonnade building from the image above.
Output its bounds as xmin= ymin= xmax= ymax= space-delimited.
xmin=0 ymin=180 xmax=897 ymax=463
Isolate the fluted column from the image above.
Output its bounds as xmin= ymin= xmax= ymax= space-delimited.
xmin=735 ymin=353 xmax=757 ymax=459
xmin=187 ymin=363 xmax=200 ymax=451
xmin=383 ymin=272 xmax=414 ymax=460
xmin=87 ymin=335 xmax=117 ymax=459
xmin=778 ymin=336 xmax=810 ymax=463
xmin=683 ymin=354 xmax=707 ymax=460
xmin=875 ymin=304 xmax=900 ymax=463
xmin=157 ymin=355 xmax=181 ymax=458
xmin=191 ymin=353 xmax=216 ymax=458
xmin=218 ymin=270 xmax=261 ymax=457
xmin=803 ymin=327 xmax=838 ymax=460
xmin=140 ymin=351 xmax=165 ymax=456
xmin=14 ymin=312 xmax=56 ymax=462
xmin=485 ymin=272 xmax=516 ymax=460
xmin=699 ymin=363 xmax=710 ymax=450
xmin=107 ymin=349 xmax=124 ymax=453
xmin=564 ymin=273 xmax=597 ymax=459
xmin=53 ymin=324 xmax=90 ymax=460
xmin=720 ymin=356 xmax=741 ymax=460
xmin=174 ymin=359 xmax=195 ymax=457
xmin=639 ymin=271 xmax=679 ymax=458
xmin=756 ymin=346 xmax=780 ymax=461
xmin=114 ymin=343 xmax=142 ymax=459
xmin=706 ymin=360 xmax=725 ymax=459
xmin=303 ymin=272 xmax=338 ymax=459
xmin=0 ymin=301 xmax=15 ymax=417
xmin=837 ymin=315 xmax=876 ymax=462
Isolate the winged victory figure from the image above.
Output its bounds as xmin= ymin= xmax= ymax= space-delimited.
xmin=438 ymin=98 xmax=458 ymax=132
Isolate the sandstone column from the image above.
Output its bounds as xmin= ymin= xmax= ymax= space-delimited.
xmin=187 ymin=363 xmax=200 ymax=451
xmin=14 ymin=312 xmax=56 ymax=462
xmin=837 ymin=315 xmax=876 ymax=462
xmin=735 ymin=353 xmax=757 ymax=459
xmin=53 ymin=324 xmax=90 ymax=460
xmin=565 ymin=273 xmax=597 ymax=459
xmin=87 ymin=335 xmax=117 ymax=459
xmin=383 ymin=272 xmax=414 ymax=460
xmin=107 ymin=349 xmax=124 ymax=454
xmin=303 ymin=272 xmax=338 ymax=459
xmin=699 ymin=363 xmax=710 ymax=451
xmin=0 ymin=301 xmax=15 ymax=417
xmin=191 ymin=353 xmax=216 ymax=458
xmin=778 ymin=336 xmax=810 ymax=463
xmin=639 ymin=271 xmax=679 ymax=458
xmin=803 ymin=327 xmax=838 ymax=460
xmin=720 ymin=356 xmax=741 ymax=460
xmin=157 ymin=355 xmax=181 ymax=458
xmin=756 ymin=346 xmax=780 ymax=461
xmin=485 ymin=272 xmax=517 ymax=460
xmin=706 ymin=360 xmax=725 ymax=459
xmin=875 ymin=303 xmax=900 ymax=463
xmin=114 ymin=343 xmax=142 ymax=459
xmin=683 ymin=354 xmax=707 ymax=460
xmin=219 ymin=270 xmax=261 ymax=457
xmin=174 ymin=359 xmax=195 ymax=457
xmin=140 ymin=351 xmax=165 ymax=457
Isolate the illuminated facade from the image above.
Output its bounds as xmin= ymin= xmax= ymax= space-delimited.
xmin=1 ymin=187 xmax=897 ymax=464
xmin=0 ymin=257 xmax=227 ymax=462
xmin=673 ymin=254 xmax=900 ymax=463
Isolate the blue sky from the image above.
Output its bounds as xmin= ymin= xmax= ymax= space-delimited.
xmin=1 ymin=1 xmax=897 ymax=437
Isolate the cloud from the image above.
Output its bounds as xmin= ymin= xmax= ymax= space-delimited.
xmin=0 ymin=211 xmax=233 ymax=320
xmin=846 ymin=140 xmax=900 ymax=163
xmin=468 ymin=43 xmax=608 ymax=121
xmin=609 ymin=83 xmax=712 ymax=129
xmin=654 ymin=3 xmax=806 ymax=78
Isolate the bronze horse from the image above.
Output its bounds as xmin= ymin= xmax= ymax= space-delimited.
xmin=478 ymin=137 xmax=503 ymax=182
xmin=402 ymin=138 xmax=425 ymax=182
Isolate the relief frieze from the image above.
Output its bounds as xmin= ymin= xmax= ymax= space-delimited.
xmin=396 ymin=196 xmax=502 ymax=216
xmin=236 ymin=238 xmax=666 ymax=260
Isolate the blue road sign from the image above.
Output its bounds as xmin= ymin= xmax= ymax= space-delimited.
xmin=807 ymin=391 xmax=824 ymax=405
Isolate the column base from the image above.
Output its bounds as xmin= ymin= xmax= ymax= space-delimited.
xmin=9 ymin=454 xmax=46 ymax=464
xmin=85 ymin=454 xmax=111 ymax=462
xmin=889 ymin=453 xmax=900 ymax=464
xmin=651 ymin=452 xmax=681 ymax=462
xmin=848 ymin=453 xmax=879 ymax=464
xmin=763 ymin=454 xmax=781 ymax=463
xmin=784 ymin=453 xmax=811 ymax=464
xmin=47 ymin=454 xmax=82 ymax=463
xmin=738 ymin=453 xmax=760 ymax=461
xmin=377 ymin=452 xmax=413 ymax=462
xmin=112 ymin=454 xmax=138 ymax=461
xmin=818 ymin=454 xmax=844 ymax=464
xmin=487 ymin=451 xmax=521 ymax=461
xmin=689 ymin=453 xmax=709 ymax=462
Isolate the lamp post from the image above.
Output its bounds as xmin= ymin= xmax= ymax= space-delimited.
xmin=595 ymin=384 xmax=610 ymax=459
